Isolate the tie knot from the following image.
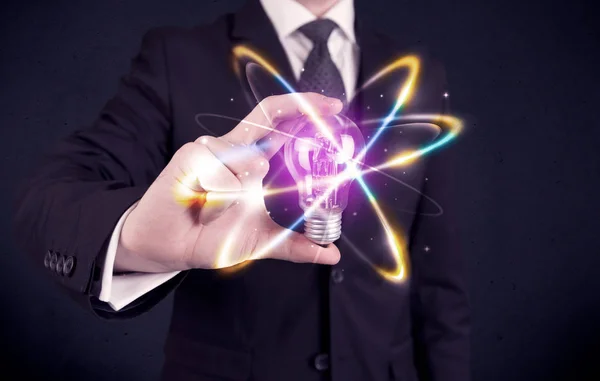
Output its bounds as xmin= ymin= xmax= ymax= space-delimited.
xmin=298 ymin=19 xmax=338 ymax=44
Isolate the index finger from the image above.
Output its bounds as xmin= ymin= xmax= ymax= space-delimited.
xmin=222 ymin=92 xmax=343 ymax=148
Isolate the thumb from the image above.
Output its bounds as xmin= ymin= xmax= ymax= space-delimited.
xmin=254 ymin=225 xmax=341 ymax=265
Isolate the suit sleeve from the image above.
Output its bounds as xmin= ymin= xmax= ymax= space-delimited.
xmin=12 ymin=28 xmax=186 ymax=319
xmin=408 ymin=61 xmax=471 ymax=380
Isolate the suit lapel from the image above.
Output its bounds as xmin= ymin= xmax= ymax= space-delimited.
xmin=348 ymin=20 xmax=400 ymax=130
xmin=230 ymin=0 xmax=296 ymax=102
xmin=341 ymin=21 xmax=422 ymax=259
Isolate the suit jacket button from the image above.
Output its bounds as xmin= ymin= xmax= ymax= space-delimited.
xmin=49 ymin=252 xmax=58 ymax=271
xmin=63 ymin=256 xmax=75 ymax=277
xmin=43 ymin=250 xmax=52 ymax=268
xmin=331 ymin=268 xmax=344 ymax=284
xmin=313 ymin=353 xmax=329 ymax=371
xmin=56 ymin=256 xmax=65 ymax=275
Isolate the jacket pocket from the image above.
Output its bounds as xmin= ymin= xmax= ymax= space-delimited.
xmin=163 ymin=334 xmax=251 ymax=380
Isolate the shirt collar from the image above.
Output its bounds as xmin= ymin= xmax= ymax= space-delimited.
xmin=259 ymin=0 xmax=356 ymax=43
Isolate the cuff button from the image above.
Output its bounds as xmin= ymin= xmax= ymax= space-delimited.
xmin=63 ymin=256 xmax=75 ymax=277
xmin=49 ymin=252 xmax=58 ymax=272
xmin=56 ymin=256 xmax=65 ymax=275
xmin=43 ymin=250 xmax=52 ymax=268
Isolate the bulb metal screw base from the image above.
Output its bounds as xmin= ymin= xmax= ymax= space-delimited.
xmin=304 ymin=210 xmax=343 ymax=245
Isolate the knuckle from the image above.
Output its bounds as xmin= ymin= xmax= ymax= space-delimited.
xmin=194 ymin=135 xmax=214 ymax=144
xmin=256 ymin=95 xmax=275 ymax=114
xmin=259 ymin=159 xmax=270 ymax=175
xmin=175 ymin=141 xmax=209 ymax=162
xmin=249 ymin=156 xmax=270 ymax=176
xmin=176 ymin=142 xmax=199 ymax=158
xmin=259 ymin=95 xmax=275 ymax=111
xmin=231 ymin=150 xmax=269 ymax=178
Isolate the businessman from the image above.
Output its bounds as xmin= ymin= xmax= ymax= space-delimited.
xmin=13 ymin=0 xmax=470 ymax=380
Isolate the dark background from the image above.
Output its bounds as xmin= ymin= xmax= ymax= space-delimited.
xmin=1 ymin=0 xmax=598 ymax=380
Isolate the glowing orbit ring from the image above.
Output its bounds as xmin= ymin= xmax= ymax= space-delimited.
xmin=183 ymin=45 xmax=463 ymax=282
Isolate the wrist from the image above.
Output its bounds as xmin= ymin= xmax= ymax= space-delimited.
xmin=114 ymin=209 xmax=176 ymax=273
xmin=114 ymin=241 xmax=173 ymax=273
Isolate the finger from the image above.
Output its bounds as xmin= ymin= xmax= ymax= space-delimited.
xmin=199 ymin=191 xmax=243 ymax=224
xmin=255 ymin=225 xmax=341 ymax=265
xmin=255 ymin=116 xmax=305 ymax=159
xmin=177 ymin=142 xmax=242 ymax=192
xmin=174 ymin=143 xmax=242 ymax=222
xmin=196 ymin=136 xmax=269 ymax=187
xmin=222 ymin=92 xmax=343 ymax=147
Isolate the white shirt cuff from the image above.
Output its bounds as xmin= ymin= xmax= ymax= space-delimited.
xmin=98 ymin=202 xmax=180 ymax=311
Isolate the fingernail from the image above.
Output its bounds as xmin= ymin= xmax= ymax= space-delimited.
xmin=326 ymin=98 xmax=343 ymax=112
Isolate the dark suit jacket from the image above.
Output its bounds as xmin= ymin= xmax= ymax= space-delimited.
xmin=13 ymin=1 xmax=470 ymax=380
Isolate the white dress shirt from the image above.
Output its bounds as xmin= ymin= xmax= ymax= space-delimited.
xmin=99 ymin=0 xmax=360 ymax=311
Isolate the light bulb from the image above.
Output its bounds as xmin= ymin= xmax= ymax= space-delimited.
xmin=284 ymin=114 xmax=365 ymax=245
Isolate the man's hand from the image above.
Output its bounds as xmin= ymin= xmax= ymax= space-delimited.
xmin=115 ymin=93 xmax=343 ymax=273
